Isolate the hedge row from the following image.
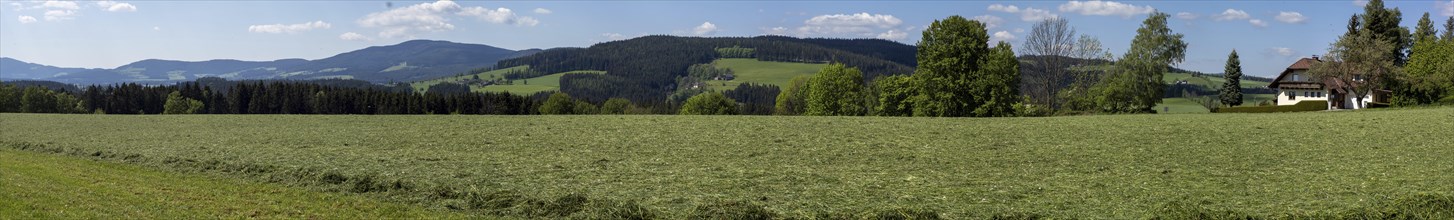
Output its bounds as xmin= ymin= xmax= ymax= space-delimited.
xmin=1215 ymin=101 xmax=1328 ymax=113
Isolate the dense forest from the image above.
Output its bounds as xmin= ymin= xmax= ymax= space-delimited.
xmin=0 ymin=78 xmax=537 ymax=115
xmin=495 ymin=35 xmax=915 ymax=104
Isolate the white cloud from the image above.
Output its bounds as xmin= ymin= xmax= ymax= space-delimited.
xmin=17 ymin=15 xmax=37 ymax=24
xmin=877 ymin=29 xmax=907 ymax=40
xmin=459 ymin=7 xmax=538 ymax=26
xmin=43 ymin=10 xmax=75 ymax=21
xmin=1440 ymin=0 xmax=1453 ymax=17
xmin=533 ymin=8 xmax=551 ymax=14
xmin=1058 ymin=0 xmax=1154 ymax=18
xmin=1013 ymin=28 xmax=1025 ymax=33
xmin=988 ymin=4 xmax=1020 ymax=13
xmin=1249 ymin=19 xmax=1268 ymax=28
xmin=339 ymin=32 xmax=371 ymax=41
xmin=1353 ymin=0 xmax=1368 ymax=7
xmin=357 ymin=0 xmax=536 ymax=38
xmin=152 ymin=26 xmax=159 ymax=31
xmin=693 ymin=21 xmax=718 ymax=36
xmin=1213 ymin=9 xmax=1250 ymax=21
xmin=990 ymin=30 xmax=1016 ymax=44
xmin=1019 ymin=8 xmax=1058 ymax=21
xmin=1274 ymin=11 xmax=1306 ymax=24
xmin=1176 ymin=12 xmax=1198 ymax=20
xmin=9 ymin=2 xmax=20 ymax=11
xmin=96 ymin=1 xmax=136 ymax=12
xmin=988 ymin=4 xmax=1057 ymax=21
xmin=804 ymin=13 xmax=901 ymax=28
xmin=1270 ymin=47 xmax=1296 ymax=57
xmin=601 ymin=33 xmax=626 ymax=40
xmin=248 ymin=21 xmax=331 ymax=34
xmin=40 ymin=0 xmax=79 ymax=10
xmin=972 ymin=15 xmax=1004 ymax=29
xmin=794 ymin=12 xmax=904 ymax=37
xmin=763 ymin=26 xmax=789 ymax=35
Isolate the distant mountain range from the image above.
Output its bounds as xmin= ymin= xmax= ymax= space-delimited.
xmin=0 ymin=40 xmax=540 ymax=85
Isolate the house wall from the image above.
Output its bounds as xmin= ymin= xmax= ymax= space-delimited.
xmin=1276 ymin=89 xmax=1328 ymax=106
xmin=1336 ymin=93 xmax=1376 ymax=109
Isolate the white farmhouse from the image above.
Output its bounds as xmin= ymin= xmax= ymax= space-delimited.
xmin=1265 ymin=56 xmax=1385 ymax=110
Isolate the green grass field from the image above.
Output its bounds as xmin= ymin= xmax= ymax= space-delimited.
xmin=409 ymin=65 xmax=529 ymax=93
xmin=478 ymin=70 xmax=605 ymax=95
xmin=1156 ymin=94 xmax=1279 ymax=114
xmin=0 ymin=148 xmax=462 ymax=219
xmin=704 ymin=58 xmax=827 ymax=91
xmin=3 ymin=108 xmax=1452 ymax=218
xmin=1162 ymin=72 xmax=1272 ymax=90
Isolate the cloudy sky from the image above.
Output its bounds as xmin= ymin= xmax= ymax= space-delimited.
xmin=2 ymin=0 xmax=1453 ymax=77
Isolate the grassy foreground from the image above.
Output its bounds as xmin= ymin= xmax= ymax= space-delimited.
xmin=2 ymin=108 xmax=1452 ymax=218
xmin=0 ymin=149 xmax=463 ymax=219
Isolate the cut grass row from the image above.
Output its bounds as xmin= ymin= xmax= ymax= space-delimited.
xmin=0 ymin=148 xmax=463 ymax=219
xmin=2 ymin=107 xmax=1451 ymax=218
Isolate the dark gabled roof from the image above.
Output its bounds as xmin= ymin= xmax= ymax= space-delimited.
xmin=1268 ymin=57 xmax=1320 ymax=89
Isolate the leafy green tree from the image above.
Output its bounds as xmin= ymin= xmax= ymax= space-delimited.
xmin=53 ymin=92 xmax=83 ymax=113
xmin=539 ymin=92 xmax=576 ymax=115
xmin=572 ymin=100 xmax=599 ymax=115
xmin=911 ymin=15 xmax=1020 ymax=117
xmin=20 ymin=86 xmax=59 ymax=113
xmin=163 ymin=91 xmax=204 ymax=114
xmin=1414 ymin=13 xmax=1438 ymax=44
xmin=970 ymin=42 xmax=1022 ymax=117
xmin=0 ymin=84 xmax=20 ymax=112
xmin=805 ymin=63 xmax=865 ymax=116
xmin=1220 ymin=50 xmax=1244 ymax=107
xmin=680 ymin=92 xmax=738 ymax=115
xmin=772 ymin=75 xmax=810 ymax=115
xmin=600 ymin=98 xmax=633 ymax=114
xmin=1310 ymin=28 xmax=1399 ymax=109
xmin=872 ymin=75 xmax=915 ymax=116
xmin=1091 ymin=12 xmax=1186 ymax=113
xmin=1359 ymin=0 xmax=1411 ymax=65
xmin=1398 ymin=31 xmax=1454 ymax=105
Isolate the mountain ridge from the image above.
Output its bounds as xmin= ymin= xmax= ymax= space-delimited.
xmin=1 ymin=39 xmax=538 ymax=85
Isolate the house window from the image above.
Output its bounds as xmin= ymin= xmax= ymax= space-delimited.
xmin=1287 ymin=91 xmax=1296 ymax=100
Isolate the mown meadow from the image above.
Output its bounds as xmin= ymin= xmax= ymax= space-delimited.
xmin=2 ymin=107 xmax=1452 ymax=219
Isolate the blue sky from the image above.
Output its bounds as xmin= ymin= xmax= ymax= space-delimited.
xmin=2 ymin=0 xmax=1453 ymax=78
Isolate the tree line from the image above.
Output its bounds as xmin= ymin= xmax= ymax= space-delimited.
xmin=0 ymin=79 xmax=538 ymax=115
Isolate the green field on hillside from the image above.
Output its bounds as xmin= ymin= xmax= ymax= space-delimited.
xmin=478 ymin=70 xmax=605 ymax=95
xmin=704 ymin=58 xmax=827 ymax=91
xmin=1155 ymin=94 xmax=1279 ymax=114
xmin=409 ymin=65 xmax=529 ymax=92
xmin=3 ymin=108 xmax=1451 ymax=218
xmin=0 ymin=149 xmax=461 ymax=219
xmin=1162 ymin=72 xmax=1272 ymax=90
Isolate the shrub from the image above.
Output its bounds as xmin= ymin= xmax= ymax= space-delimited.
xmin=680 ymin=92 xmax=738 ymax=115
xmin=539 ymin=93 xmax=576 ymax=115
xmin=1213 ymin=101 xmax=1327 ymax=113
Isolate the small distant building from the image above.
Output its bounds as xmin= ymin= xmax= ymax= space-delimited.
xmin=1266 ymin=56 xmax=1387 ymax=110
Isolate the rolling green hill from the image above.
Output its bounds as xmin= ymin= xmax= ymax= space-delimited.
xmin=478 ymin=70 xmax=605 ymax=95
xmin=409 ymin=65 xmax=529 ymax=92
xmin=703 ymin=58 xmax=828 ymax=91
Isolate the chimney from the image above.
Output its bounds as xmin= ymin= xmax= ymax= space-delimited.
xmin=1311 ymin=55 xmax=1320 ymax=61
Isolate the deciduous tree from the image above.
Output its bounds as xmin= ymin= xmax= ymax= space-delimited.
xmin=805 ymin=63 xmax=865 ymax=116
xmin=680 ymin=92 xmax=738 ymax=115
xmin=1022 ymin=17 xmax=1077 ymax=109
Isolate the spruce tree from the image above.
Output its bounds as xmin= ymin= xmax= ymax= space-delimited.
xmin=1219 ymin=50 xmax=1244 ymax=107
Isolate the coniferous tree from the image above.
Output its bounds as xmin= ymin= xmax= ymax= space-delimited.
xmin=1220 ymin=50 xmax=1244 ymax=107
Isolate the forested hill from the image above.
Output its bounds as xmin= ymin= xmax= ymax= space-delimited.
xmin=495 ymin=35 xmax=916 ymax=103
